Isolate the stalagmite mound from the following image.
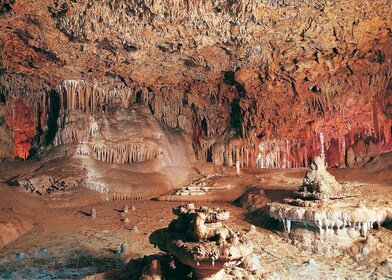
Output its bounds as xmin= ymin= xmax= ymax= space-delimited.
xmin=296 ymin=156 xmax=359 ymax=200
xmin=149 ymin=204 xmax=255 ymax=279
xmin=269 ymin=157 xmax=392 ymax=253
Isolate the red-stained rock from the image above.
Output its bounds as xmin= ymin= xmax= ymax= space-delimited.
xmin=5 ymin=99 xmax=35 ymax=159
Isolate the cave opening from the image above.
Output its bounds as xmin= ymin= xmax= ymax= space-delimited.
xmin=223 ymin=71 xmax=236 ymax=86
xmin=223 ymin=70 xmax=246 ymax=98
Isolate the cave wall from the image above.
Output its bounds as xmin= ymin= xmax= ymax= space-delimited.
xmin=0 ymin=0 xmax=391 ymax=168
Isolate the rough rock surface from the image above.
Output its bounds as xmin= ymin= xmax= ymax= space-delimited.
xmin=0 ymin=214 xmax=33 ymax=248
xmin=0 ymin=0 xmax=391 ymax=168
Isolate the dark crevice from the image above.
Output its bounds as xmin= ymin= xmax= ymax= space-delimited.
xmin=0 ymin=91 xmax=6 ymax=104
xmin=45 ymin=90 xmax=61 ymax=145
xmin=230 ymin=100 xmax=243 ymax=136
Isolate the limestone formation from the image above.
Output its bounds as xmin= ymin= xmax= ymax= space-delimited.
xmin=130 ymin=225 xmax=139 ymax=233
xmin=0 ymin=1 xmax=391 ymax=169
xmin=296 ymin=156 xmax=359 ymax=199
xmin=269 ymin=157 xmax=392 ymax=253
xmin=150 ymin=204 xmax=254 ymax=279
xmin=345 ymin=140 xmax=380 ymax=168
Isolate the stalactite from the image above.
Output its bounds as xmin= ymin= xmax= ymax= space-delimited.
xmin=91 ymin=140 xmax=161 ymax=164
xmin=85 ymin=182 xmax=109 ymax=193
xmin=107 ymin=192 xmax=146 ymax=201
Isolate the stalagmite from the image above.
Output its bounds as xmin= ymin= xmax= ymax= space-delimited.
xmin=269 ymin=157 xmax=392 ymax=253
xmin=150 ymin=205 xmax=253 ymax=279
xmin=90 ymin=207 xmax=97 ymax=219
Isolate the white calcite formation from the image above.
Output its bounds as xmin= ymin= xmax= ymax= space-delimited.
xmin=149 ymin=204 xmax=253 ymax=280
xmin=269 ymin=157 xmax=392 ymax=253
xmin=13 ymin=79 xmax=194 ymax=201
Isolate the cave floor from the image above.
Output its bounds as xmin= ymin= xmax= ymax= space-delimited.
xmin=0 ymin=161 xmax=391 ymax=279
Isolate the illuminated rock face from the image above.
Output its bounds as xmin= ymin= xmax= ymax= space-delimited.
xmin=0 ymin=1 xmax=391 ymax=166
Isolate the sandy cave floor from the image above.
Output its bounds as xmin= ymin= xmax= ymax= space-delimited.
xmin=0 ymin=161 xmax=391 ymax=279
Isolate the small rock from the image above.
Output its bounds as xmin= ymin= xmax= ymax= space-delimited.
xmin=15 ymin=252 xmax=25 ymax=261
xmin=361 ymin=246 xmax=370 ymax=255
xmin=131 ymin=206 xmax=136 ymax=211
xmin=123 ymin=205 xmax=129 ymax=213
xmin=119 ymin=243 xmax=127 ymax=254
xmin=241 ymin=253 xmax=262 ymax=272
xmin=248 ymin=225 xmax=256 ymax=233
xmin=307 ymin=258 xmax=316 ymax=267
xmin=123 ymin=217 xmax=130 ymax=224
xmin=130 ymin=225 xmax=139 ymax=233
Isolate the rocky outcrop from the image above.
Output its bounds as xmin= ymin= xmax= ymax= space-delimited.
xmin=18 ymin=174 xmax=83 ymax=196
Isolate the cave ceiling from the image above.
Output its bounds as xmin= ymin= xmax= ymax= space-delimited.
xmin=0 ymin=0 xmax=391 ymax=167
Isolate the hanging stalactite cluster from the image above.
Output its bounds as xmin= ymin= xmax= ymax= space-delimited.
xmin=91 ymin=141 xmax=161 ymax=164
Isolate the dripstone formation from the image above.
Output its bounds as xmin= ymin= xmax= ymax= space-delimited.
xmin=295 ymin=156 xmax=359 ymax=200
xmin=0 ymin=1 xmax=391 ymax=170
xmin=149 ymin=204 xmax=254 ymax=279
xmin=269 ymin=157 xmax=392 ymax=253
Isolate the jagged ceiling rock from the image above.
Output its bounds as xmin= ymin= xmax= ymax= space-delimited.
xmin=0 ymin=0 xmax=391 ymax=168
